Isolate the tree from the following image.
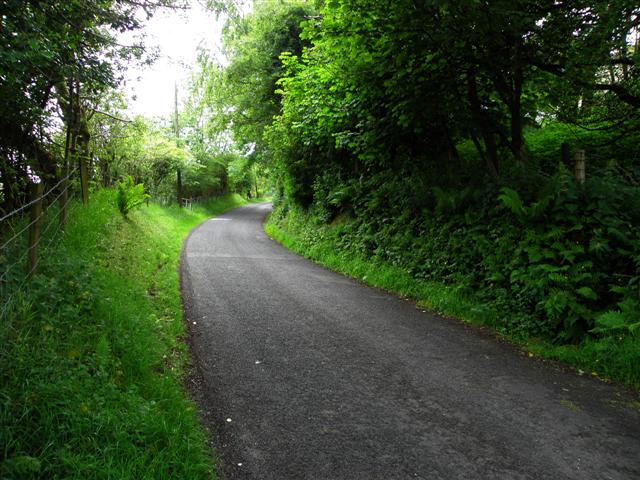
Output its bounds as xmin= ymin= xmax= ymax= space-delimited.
xmin=265 ymin=0 xmax=640 ymax=202
xmin=0 ymin=0 xmax=181 ymax=212
xmin=184 ymin=1 xmax=314 ymax=198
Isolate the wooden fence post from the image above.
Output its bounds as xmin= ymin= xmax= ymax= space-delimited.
xmin=79 ymin=156 xmax=89 ymax=205
xmin=574 ymin=149 xmax=586 ymax=184
xmin=26 ymin=182 xmax=44 ymax=279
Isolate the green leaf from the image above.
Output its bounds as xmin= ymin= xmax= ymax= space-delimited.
xmin=498 ymin=187 xmax=525 ymax=219
xmin=594 ymin=311 xmax=627 ymax=331
xmin=576 ymin=286 xmax=598 ymax=301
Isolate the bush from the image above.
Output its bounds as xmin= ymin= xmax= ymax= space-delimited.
xmin=116 ymin=176 xmax=150 ymax=217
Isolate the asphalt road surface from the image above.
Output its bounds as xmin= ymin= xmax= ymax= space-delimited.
xmin=181 ymin=203 xmax=640 ymax=480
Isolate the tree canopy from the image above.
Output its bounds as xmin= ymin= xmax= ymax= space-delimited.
xmin=0 ymin=0 xmax=185 ymax=210
xmin=201 ymin=0 xmax=640 ymax=344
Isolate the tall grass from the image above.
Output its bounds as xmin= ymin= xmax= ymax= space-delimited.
xmin=0 ymin=190 xmax=247 ymax=479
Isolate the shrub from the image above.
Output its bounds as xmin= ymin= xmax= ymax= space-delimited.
xmin=116 ymin=176 xmax=150 ymax=217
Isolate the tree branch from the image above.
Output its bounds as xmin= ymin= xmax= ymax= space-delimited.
xmin=90 ymin=109 xmax=132 ymax=123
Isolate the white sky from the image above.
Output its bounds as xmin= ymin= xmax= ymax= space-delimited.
xmin=121 ymin=2 xmax=227 ymax=118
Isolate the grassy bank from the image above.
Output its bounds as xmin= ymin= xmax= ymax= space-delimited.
xmin=266 ymin=210 xmax=640 ymax=392
xmin=0 ymin=190 xmax=248 ymax=479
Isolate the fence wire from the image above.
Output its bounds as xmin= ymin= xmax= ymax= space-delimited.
xmin=0 ymin=169 xmax=78 ymax=321
xmin=0 ymin=168 xmax=77 ymax=224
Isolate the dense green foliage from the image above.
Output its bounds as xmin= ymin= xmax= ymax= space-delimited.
xmin=270 ymin=157 xmax=640 ymax=342
xmin=116 ymin=176 xmax=150 ymax=216
xmin=266 ymin=0 xmax=639 ymax=198
xmin=184 ymin=0 xmax=314 ymax=198
xmin=209 ymin=0 xmax=640 ymax=373
xmin=0 ymin=0 xmax=182 ymax=210
xmin=0 ymin=189 xmax=248 ymax=478
xmin=0 ymin=0 xmax=256 ymax=219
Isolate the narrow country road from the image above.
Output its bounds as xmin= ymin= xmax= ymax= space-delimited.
xmin=181 ymin=203 xmax=640 ymax=480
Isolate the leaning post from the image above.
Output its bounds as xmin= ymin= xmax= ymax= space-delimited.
xmin=26 ymin=181 xmax=45 ymax=279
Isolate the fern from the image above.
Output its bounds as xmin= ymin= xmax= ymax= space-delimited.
xmin=498 ymin=186 xmax=554 ymax=224
xmin=116 ymin=176 xmax=150 ymax=217
xmin=433 ymin=186 xmax=471 ymax=214
xmin=498 ymin=187 xmax=525 ymax=219
xmin=592 ymin=297 xmax=640 ymax=336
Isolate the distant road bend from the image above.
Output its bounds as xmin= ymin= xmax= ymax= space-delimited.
xmin=181 ymin=203 xmax=640 ymax=480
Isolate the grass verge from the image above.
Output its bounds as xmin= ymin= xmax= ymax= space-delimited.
xmin=0 ymin=190 xmax=248 ymax=479
xmin=265 ymin=212 xmax=640 ymax=393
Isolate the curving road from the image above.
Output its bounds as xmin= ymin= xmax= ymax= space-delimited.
xmin=181 ymin=203 xmax=640 ymax=480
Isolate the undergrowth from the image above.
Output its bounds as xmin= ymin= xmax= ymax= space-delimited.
xmin=0 ymin=190 xmax=248 ymax=479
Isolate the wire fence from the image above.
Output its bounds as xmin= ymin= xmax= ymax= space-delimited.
xmin=154 ymin=194 xmax=203 ymax=209
xmin=0 ymin=168 xmax=78 ymax=322
xmin=181 ymin=196 xmax=203 ymax=210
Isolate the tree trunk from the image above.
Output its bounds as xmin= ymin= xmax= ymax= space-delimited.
xmin=467 ymin=72 xmax=499 ymax=177
xmin=59 ymin=122 xmax=72 ymax=230
xmin=76 ymin=103 xmax=91 ymax=206
xmin=177 ymin=169 xmax=183 ymax=207
xmin=510 ymin=51 xmax=526 ymax=165
xmin=102 ymin=152 xmax=113 ymax=187
xmin=254 ymin=171 xmax=259 ymax=199
xmin=77 ymin=131 xmax=90 ymax=205
xmin=0 ymin=159 xmax=16 ymax=214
